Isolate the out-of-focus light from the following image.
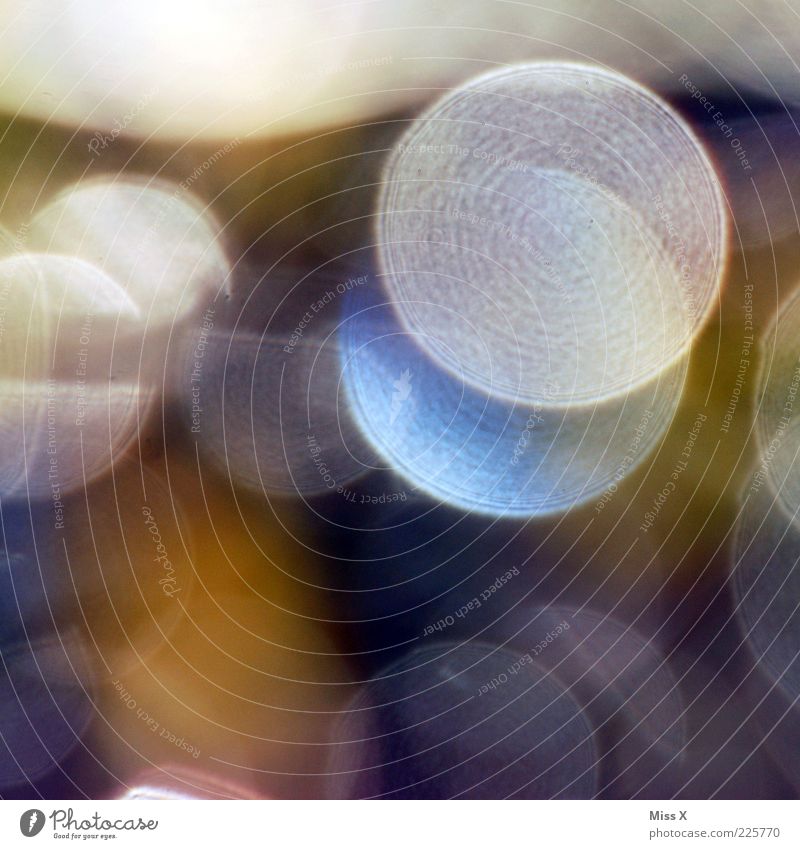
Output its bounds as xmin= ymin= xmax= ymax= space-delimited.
xmin=0 ymin=0 xmax=364 ymax=139
xmin=637 ymin=0 xmax=800 ymax=106
xmin=493 ymin=607 xmax=686 ymax=798
xmin=0 ymin=226 xmax=16 ymax=254
xmin=97 ymin=586 xmax=349 ymax=792
xmin=326 ymin=642 xmax=599 ymax=799
xmin=119 ymin=766 xmax=259 ymax=800
xmin=0 ymin=253 xmax=147 ymax=499
xmin=0 ymin=460 xmax=195 ymax=675
xmin=733 ymin=462 xmax=800 ymax=702
xmin=708 ymin=111 xmax=800 ymax=249
xmin=341 ymin=284 xmax=686 ymax=518
xmin=755 ymin=285 xmax=800 ymax=521
xmin=182 ymin=329 xmax=371 ymax=498
xmin=0 ymin=633 xmax=95 ymax=790
xmin=30 ymin=178 xmax=230 ymax=333
xmin=122 ymin=785 xmax=194 ymax=800
xmin=732 ymin=467 xmax=800 ymax=789
xmin=4 ymin=2 xmax=782 ymax=141
xmin=378 ymin=63 xmax=726 ymax=405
